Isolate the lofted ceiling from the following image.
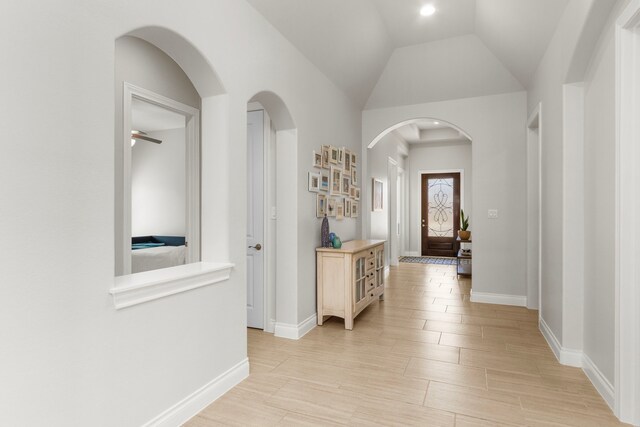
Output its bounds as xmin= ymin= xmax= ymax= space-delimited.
xmin=246 ymin=0 xmax=569 ymax=108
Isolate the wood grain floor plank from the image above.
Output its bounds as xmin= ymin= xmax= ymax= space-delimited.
xmin=190 ymin=263 xmax=626 ymax=427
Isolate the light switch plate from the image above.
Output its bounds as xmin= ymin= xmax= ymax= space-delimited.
xmin=488 ymin=209 xmax=499 ymax=219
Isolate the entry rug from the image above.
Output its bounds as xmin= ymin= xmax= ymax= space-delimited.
xmin=399 ymin=256 xmax=457 ymax=265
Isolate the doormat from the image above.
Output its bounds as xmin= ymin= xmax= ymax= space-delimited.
xmin=399 ymin=256 xmax=457 ymax=265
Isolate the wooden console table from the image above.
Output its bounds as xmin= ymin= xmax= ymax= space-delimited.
xmin=316 ymin=240 xmax=385 ymax=330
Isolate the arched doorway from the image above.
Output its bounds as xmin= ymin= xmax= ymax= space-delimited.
xmin=365 ymin=118 xmax=472 ymax=267
xmin=245 ymin=91 xmax=298 ymax=336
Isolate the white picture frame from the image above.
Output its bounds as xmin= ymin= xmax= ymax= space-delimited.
xmin=372 ymin=178 xmax=383 ymax=212
xmin=330 ymin=166 xmax=342 ymax=195
xmin=308 ymin=171 xmax=320 ymax=192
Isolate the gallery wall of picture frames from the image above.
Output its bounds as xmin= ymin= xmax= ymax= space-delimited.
xmin=309 ymin=145 xmax=360 ymax=220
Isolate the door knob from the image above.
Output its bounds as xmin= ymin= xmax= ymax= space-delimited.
xmin=249 ymin=243 xmax=262 ymax=251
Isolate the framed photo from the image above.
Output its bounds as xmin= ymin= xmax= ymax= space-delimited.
xmin=351 ymin=201 xmax=359 ymax=218
xmin=320 ymin=172 xmax=329 ymax=192
xmin=328 ymin=197 xmax=337 ymax=217
xmin=316 ymin=194 xmax=327 ymax=218
xmin=344 ymin=149 xmax=351 ymax=173
xmin=372 ymin=178 xmax=383 ymax=212
xmin=321 ymin=145 xmax=330 ymax=169
xmin=313 ymin=151 xmax=322 ymax=168
xmin=342 ymin=175 xmax=351 ymax=195
xmin=330 ymin=166 xmax=342 ymax=195
xmin=329 ymin=146 xmax=339 ymax=164
xmin=338 ymin=148 xmax=345 ymax=165
xmin=345 ymin=199 xmax=352 ymax=217
xmin=308 ymin=172 xmax=321 ymax=192
xmin=351 ymin=166 xmax=357 ymax=185
xmin=351 ymin=152 xmax=357 ymax=167
xmin=350 ymin=186 xmax=360 ymax=200
xmin=336 ymin=201 xmax=344 ymax=220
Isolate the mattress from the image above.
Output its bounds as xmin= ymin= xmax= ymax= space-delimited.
xmin=131 ymin=245 xmax=186 ymax=274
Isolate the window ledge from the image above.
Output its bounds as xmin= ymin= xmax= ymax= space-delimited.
xmin=109 ymin=262 xmax=234 ymax=309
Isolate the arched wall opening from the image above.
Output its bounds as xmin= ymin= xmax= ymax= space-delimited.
xmin=365 ymin=117 xmax=473 ymax=269
xmin=246 ymin=91 xmax=300 ymax=337
xmin=361 ymin=94 xmax=529 ymax=306
xmin=113 ymin=26 xmax=232 ymax=302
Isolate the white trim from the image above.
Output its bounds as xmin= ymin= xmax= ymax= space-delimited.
xmin=120 ymin=83 xmax=201 ymax=275
xmin=470 ymin=290 xmax=526 ymax=307
xmin=526 ymin=104 xmax=542 ymax=312
xmin=142 ymin=358 xmax=249 ymax=427
xmin=616 ymin=3 xmax=640 ymax=425
xmin=539 ymin=318 xmax=582 ymax=367
xmin=583 ymin=353 xmax=616 ymax=411
xmin=110 ymin=262 xmax=233 ymax=309
xmin=274 ymin=314 xmax=317 ymax=340
xmin=404 ymin=251 xmax=420 ymax=256
xmin=367 ymin=117 xmax=472 ymax=149
xmin=539 ymin=319 xmax=616 ymax=412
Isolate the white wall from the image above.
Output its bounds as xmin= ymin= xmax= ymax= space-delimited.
xmin=581 ymin=0 xmax=629 ymax=386
xmin=131 ymin=128 xmax=186 ymax=237
xmin=0 ymin=1 xmax=362 ymax=426
xmin=407 ymin=141 xmax=472 ymax=255
xmin=363 ymin=92 xmax=527 ymax=299
xmin=527 ymin=0 xmax=622 ymax=384
xmin=367 ymin=132 xmax=406 ymax=265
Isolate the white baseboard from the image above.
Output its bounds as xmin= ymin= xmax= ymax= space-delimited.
xmin=469 ymin=290 xmax=527 ymax=307
xmin=143 ymin=358 xmax=249 ymax=427
xmin=539 ymin=318 xmax=615 ymax=413
xmin=539 ymin=318 xmax=582 ymax=367
xmin=583 ymin=353 xmax=615 ymax=411
xmin=404 ymin=251 xmax=419 ymax=256
xmin=274 ymin=313 xmax=316 ymax=340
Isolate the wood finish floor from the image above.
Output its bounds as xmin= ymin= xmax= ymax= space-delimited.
xmin=187 ymin=262 xmax=626 ymax=426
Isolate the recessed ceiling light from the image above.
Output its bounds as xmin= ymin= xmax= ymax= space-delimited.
xmin=420 ymin=4 xmax=436 ymax=17
xmin=433 ymin=121 xmax=440 ymax=125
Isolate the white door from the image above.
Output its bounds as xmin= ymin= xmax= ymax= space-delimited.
xmin=247 ymin=110 xmax=264 ymax=329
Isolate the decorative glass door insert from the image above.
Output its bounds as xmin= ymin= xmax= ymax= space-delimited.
xmin=427 ymin=178 xmax=454 ymax=237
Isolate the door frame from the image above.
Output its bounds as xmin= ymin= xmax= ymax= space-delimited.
xmin=248 ymin=103 xmax=274 ymax=333
xmin=398 ymin=166 xmax=407 ymax=258
xmin=615 ymin=3 xmax=640 ymax=423
xmin=418 ymin=169 xmax=465 ymax=257
xmin=388 ymin=157 xmax=399 ymax=266
xmin=119 ymin=82 xmax=200 ymax=276
xmin=527 ymin=104 xmax=542 ymax=312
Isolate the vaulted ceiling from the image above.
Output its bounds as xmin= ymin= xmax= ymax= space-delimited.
xmin=246 ymin=0 xmax=569 ymax=108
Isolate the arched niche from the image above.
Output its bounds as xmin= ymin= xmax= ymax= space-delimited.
xmin=112 ymin=26 xmax=232 ymax=308
xmin=246 ymin=91 xmax=301 ymax=337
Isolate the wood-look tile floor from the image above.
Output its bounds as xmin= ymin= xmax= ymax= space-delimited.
xmin=186 ymin=262 xmax=627 ymax=426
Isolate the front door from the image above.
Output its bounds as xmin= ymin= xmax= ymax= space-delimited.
xmin=247 ymin=110 xmax=264 ymax=329
xmin=421 ymin=173 xmax=460 ymax=257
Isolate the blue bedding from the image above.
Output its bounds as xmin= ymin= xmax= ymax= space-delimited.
xmin=132 ymin=236 xmax=185 ymax=250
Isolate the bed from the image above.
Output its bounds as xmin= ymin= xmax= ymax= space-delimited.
xmin=131 ymin=236 xmax=186 ymax=273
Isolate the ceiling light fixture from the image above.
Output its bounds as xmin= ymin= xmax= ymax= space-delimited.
xmin=420 ymin=4 xmax=436 ymax=17
xmin=433 ymin=121 xmax=440 ymax=125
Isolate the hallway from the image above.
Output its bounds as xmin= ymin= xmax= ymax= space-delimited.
xmin=188 ymin=263 xmax=624 ymax=426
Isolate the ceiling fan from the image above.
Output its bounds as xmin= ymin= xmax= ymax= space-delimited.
xmin=131 ymin=130 xmax=162 ymax=147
